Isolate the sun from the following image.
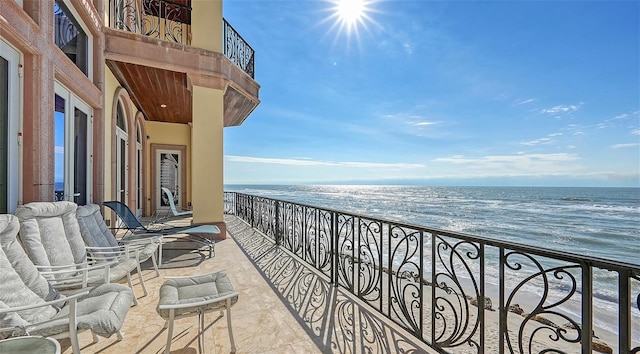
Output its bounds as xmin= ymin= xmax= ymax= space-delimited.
xmin=326 ymin=0 xmax=376 ymax=37
xmin=336 ymin=0 xmax=366 ymax=26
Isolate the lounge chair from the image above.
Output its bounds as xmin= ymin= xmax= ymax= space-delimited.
xmin=103 ymin=200 xmax=219 ymax=263
xmin=0 ymin=214 xmax=134 ymax=354
xmin=157 ymin=187 xmax=193 ymax=219
xmin=77 ymin=203 xmax=162 ymax=280
xmin=15 ymin=201 xmax=146 ymax=304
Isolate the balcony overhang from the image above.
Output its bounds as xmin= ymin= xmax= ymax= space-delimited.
xmin=104 ymin=27 xmax=260 ymax=126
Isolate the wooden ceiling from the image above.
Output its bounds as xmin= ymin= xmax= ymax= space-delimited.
xmin=107 ymin=61 xmax=192 ymax=124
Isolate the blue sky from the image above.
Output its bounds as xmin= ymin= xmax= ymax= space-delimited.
xmin=222 ymin=0 xmax=639 ymax=187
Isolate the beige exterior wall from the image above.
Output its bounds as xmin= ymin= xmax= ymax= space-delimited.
xmin=104 ymin=68 xmax=118 ymax=209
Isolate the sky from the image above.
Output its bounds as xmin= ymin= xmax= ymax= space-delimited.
xmin=222 ymin=0 xmax=640 ymax=187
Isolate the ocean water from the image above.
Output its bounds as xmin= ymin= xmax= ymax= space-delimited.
xmin=226 ymin=184 xmax=640 ymax=341
xmin=226 ymin=185 xmax=639 ymax=265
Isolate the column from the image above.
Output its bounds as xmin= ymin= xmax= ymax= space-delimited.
xmin=191 ymin=85 xmax=224 ymax=230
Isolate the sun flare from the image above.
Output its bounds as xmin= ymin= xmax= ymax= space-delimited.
xmin=337 ymin=0 xmax=366 ymax=26
xmin=327 ymin=0 xmax=376 ymax=37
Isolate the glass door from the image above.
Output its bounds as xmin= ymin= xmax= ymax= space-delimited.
xmin=136 ymin=122 xmax=143 ymax=216
xmin=0 ymin=39 xmax=20 ymax=213
xmin=54 ymin=82 xmax=92 ymax=204
xmin=115 ymin=101 xmax=128 ymax=204
xmin=156 ymin=149 xmax=181 ymax=211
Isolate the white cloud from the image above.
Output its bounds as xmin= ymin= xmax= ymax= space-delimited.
xmin=436 ymin=153 xmax=578 ymax=164
xmin=225 ymin=155 xmax=426 ymax=169
xmin=520 ymin=137 xmax=552 ymax=146
xmin=540 ymin=104 xmax=580 ymax=115
xmin=611 ymin=143 xmax=640 ymax=149
xmin=403 ymin=42 xmax=413 ymax=54
xmin=433 ymin=153 xmax=582 ymax=176
xmin=513 ymin=98 xmax=535 ymax=106
xmin=631 ymin=129 xmax=640 ymax=136
xmin=520 ymin=132 xmax=563 ymax=146
xmin=55 ymin=146 xmax=64 ymax=154
xmin=410 ymin=121 xmax=438 ymax=127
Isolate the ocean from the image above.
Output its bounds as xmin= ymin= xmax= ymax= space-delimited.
xmin=225 ymin=184 xmax=640 ymax=340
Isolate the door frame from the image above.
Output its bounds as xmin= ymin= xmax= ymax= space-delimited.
xmin=150 ymin=143 xmax=187 ymax=215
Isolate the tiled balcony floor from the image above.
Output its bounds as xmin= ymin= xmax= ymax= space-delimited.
xmin=58 ymin=216 xmax=434 ymax=354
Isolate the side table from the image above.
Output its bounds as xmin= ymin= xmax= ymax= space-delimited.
xmin=0 ymin=336 xmax=61 ymax=354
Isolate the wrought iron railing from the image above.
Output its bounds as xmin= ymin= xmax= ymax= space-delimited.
xmin=224 ymin=191 xmax=640 ymax=353
xmin=223 ymin=19 xmax=255 ymax=79
xmin=108 ymin=1 xmax=255 ymax=78
xmin=108 ymin=0 xmax=191 ymax=45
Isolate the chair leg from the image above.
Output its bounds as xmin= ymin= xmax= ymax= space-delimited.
xmin=126 ymin=272 xmax=139 ymax=306
xmin=136 ymin=261 xmax=148 ymax=296
xmin=164 ymin=309 xmax=174 ymax=354
xmin=151 ymin=252 xmax=160 ymax=277
xmin=70 ymin=333 xmax=81 ymax=354
xmin=227 ymin=298 xmax=236 ymax=353
xmin=198 ymin=311 xmax=205 ymax=354
xmin=158 ymin=242 xmax=164 ymax=267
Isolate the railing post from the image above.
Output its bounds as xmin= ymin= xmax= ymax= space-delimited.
xmin=581 ymin=262 xmax=593 ymax=354
xmin=331 ymin=211 xmax=337 ymax=286
xmin=275 ymin=201 xmax=281 ymax=246
xmin=250 ymin=195 xmax=255 ymax=228
xmin=619 ymin=268 xmax=631 ymax=354
xmin=498 ymin=247 xmax=505 ymax=354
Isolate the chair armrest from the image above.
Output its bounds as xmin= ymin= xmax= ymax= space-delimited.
xmin=36 ymin=261 xmax=116 ymax=289
xmin=35 ymin=261 xmax=117 ymax=273
xmin=85 ymin=245 xmax=128 ymax=261
xmin=0 ymin=291 xmax=88 ymax=314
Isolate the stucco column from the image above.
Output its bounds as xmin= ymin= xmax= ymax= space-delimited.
xmin=190 ymin=0 xmax=222 ymax=52
xmin=191 ymin=85 xmax=224 ymax=231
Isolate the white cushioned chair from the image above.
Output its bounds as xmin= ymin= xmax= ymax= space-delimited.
xmin=0 ymin=214 xmax=134 ymax=354
xmin=77 ymin=204 xmax=161 ymax=283
xmin=15 ymin=201 xmax=145 ymax=304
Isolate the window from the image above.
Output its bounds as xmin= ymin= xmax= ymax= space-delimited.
xmin=0 ymin=39 xmax=20 ymax=213
xmin=54 ymin=82 xmax=92 ymax=205
xmin=54 ymin=0 xmax=89 ymax=76
xmin=115 ymin=100 xmax=128 ymax=203
xmin=136 ymin=122 xmax=143 ymax=216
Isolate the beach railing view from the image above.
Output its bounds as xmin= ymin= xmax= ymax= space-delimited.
xmin=224 ymin=191 xmax=640 ymax=354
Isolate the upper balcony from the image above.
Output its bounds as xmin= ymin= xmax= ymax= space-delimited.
xmin=104 ymin=0 xmax=259 ymax=126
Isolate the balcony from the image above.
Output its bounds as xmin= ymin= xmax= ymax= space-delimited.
xmin=105 ymin=0 xmax=259 ymax=126
xmin=54 ymin=215 xmax=432 ymax=353
xmin=48 ymin=194 xmax=639 ymax=352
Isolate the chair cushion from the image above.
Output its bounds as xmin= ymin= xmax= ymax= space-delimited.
xmin=157 ymin=271 xmax=238 ymax=319
xmin=15 ymin=202 xmax=87 ymax=266
xmin=77 ymin=204 xmax=118 ymax=248
xmin=50 ymin=283 xmax=133 ymax=338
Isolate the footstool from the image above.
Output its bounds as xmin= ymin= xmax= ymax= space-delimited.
xmin=157 ymin=271 xmax=239 ymax=354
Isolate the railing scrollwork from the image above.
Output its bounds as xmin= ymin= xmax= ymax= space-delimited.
xmin=223 ymin=19 xmax=255 ymax=79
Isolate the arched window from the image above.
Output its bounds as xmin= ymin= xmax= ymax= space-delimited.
xmin=115 ymin=100 xmax=128 ymax=203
